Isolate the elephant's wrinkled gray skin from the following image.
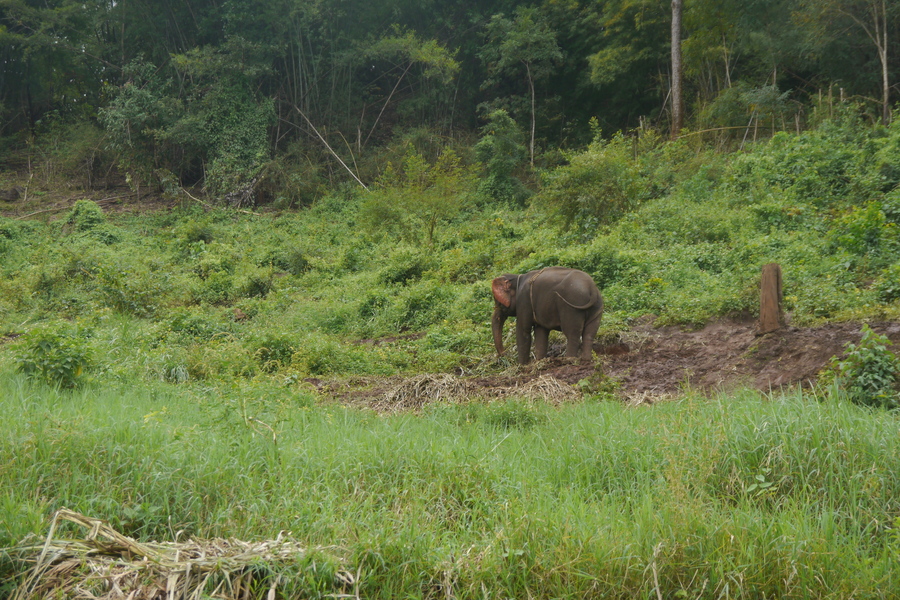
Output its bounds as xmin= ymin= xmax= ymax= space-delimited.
xmin=492 ymin=267 xmax=603 ymax=365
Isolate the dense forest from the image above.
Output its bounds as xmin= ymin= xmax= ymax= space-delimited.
xmin=3 ymin=0 xmax=900 ymax=200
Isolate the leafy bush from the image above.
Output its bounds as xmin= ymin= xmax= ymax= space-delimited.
xmin=360 ymin=146 xmax=476 ymax=244
xmin=192 ymin=271 xmax=235 ymax=305
xmin=94 ymin=265 xmax=165 ymax=317
xmin=249 ymin=333 xmax=297 ymax=373
xmin=66 ymin=200 xmax=106 ymax=232
xmin=474 ymin=109 xmax=528 ymax=204
xmin=290 ymin=336 xmax=392 ymax=376
xmin=165 ymin=307 xmax=232 ymax=342
xmin=176 ymin=218 xmax=215 ymax=244
xmin=875 ymin=263 xmax=900 ymax=303
xmin=538 ymin=131 xmax=652 ymax=234
xmin=262 ymin=247 xmax=310 ymax=276
xmin=379 ymin=247 xmax=435 ymax=285
xmin=14 ymin=323 xmax=93 ymax=388
xmin=824 ymin=325 xmax=900 ymax=409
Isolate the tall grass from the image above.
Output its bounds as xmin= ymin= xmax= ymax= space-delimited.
xmin=3 ymin=371 xmax=900 ymax=598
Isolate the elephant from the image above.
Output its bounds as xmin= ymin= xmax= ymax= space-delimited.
xmin=491 ymin=267 xmax=603 ymax=365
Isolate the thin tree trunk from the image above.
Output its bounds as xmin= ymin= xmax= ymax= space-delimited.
xmin=671 ymin=0 xmax=684 ymax=139
xmin=526 ymin=62 xmax=535 ymax=166
xmin=879 ymin=0 xmax=890 ymax=125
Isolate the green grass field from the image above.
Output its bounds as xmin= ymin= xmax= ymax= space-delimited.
xmin=3 ymin=372 xmax=900 ymax=598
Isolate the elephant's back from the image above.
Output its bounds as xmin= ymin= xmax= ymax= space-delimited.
xmin=544 ymin=267 xmax=602 ymax=307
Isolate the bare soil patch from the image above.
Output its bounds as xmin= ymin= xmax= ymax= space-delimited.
xmin=310 ymin=319 xmax=900 ymax=409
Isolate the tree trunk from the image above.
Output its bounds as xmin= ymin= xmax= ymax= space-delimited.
xmin=527 ymin=62 xmax=536 ymax=166
xmin=759 ymin=263 xmax=783 ymax=334
xmin=880 ymin=0 xmax=891 ymax=125
xmin=671 ymin=0 xmax=684 ymax=139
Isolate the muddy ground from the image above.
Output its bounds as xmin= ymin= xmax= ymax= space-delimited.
xmin=314 ymin=319 xmax=900 ymax=407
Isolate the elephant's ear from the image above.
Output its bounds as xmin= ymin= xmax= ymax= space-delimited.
xmin=492 ymin=277 xmax=514 ymax=308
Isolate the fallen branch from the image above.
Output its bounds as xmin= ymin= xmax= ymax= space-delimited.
xmin=181 ymin=187 xmax=261 ymax=216
xmin=293 ymin=105 xmax=370 ymax=192
xmin=13 ymin=195 xmax=134 ymax=220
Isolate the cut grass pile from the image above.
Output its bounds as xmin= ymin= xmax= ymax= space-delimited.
xmin=10 ymin=509 xmax=354 ymax=600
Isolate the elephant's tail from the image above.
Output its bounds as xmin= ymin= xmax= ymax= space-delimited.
xmin=555 ymin=291 xmax=597 ymax=311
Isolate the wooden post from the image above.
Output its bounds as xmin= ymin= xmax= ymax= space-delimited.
xmin=759 ymin=263 xmax=783 ymax=334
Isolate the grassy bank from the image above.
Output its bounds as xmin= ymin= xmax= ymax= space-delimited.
xmin=3 ymin=372 xmax=900 ymax=598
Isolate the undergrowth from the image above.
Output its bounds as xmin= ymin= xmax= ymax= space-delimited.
xmin=3 ymin=115 xmax=900 ymax=386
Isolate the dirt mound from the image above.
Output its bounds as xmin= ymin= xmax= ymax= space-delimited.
xmin=310 ymin=319 xmax=900 ymax=409
xmin=602 ymin=318 xmax=900 ymax=395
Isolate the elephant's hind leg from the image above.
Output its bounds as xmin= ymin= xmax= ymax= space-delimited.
xmin=579 ymin=313 xmax=602 ymax=362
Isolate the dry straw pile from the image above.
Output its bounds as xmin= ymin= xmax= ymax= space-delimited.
xmin=9 ymin=509 xmax=354 ymax=600
xmin=372 ymin=373 xmax=581 ymax=411
xmin=372 ymin=373 xmax=472 ymax=411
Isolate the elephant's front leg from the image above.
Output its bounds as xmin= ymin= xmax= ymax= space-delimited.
xmin=516 ymin=322 xmax=533 ymax=364
xmin=533 ymin=326 xmax=550 ymax=360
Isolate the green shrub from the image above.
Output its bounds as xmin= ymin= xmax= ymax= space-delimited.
xmin=474 ymin=109 xmax=529 ymax=204
xmin=290 ymin=336 xmax=390 ymax=376
xmin=379 ymin=247 xmax=435 ymax=285
xmin=249 ymin=333 xmax=297 ymax=372
xmin=192 ymin=270 xmax=235 ymax=304
xmin=176 ymin=218 xmax=215 ymax=244
xmin=262 ymin=247 xmax=310 ymax=276
xmin=93 ymin=265 xmax=165 ymax=317
xmin=875 ymin=263 xmax=900 ymax=303
xmin=479 ymin=399 xmax=547 ymax=430
xmin=828 ymin=201 xmax=890 ymax=258
xmin=390 ymin=281 xmax=455 ymax=331
xmin=538 ymin=131 xmax=652 ymax=234
xmin=66 ymin=200 xmax=106 ymax=231
xmin=825 ymin=325 xmax=900 ymax=409
xmin=239 ymin=271 xmax=274 ymax=298
xmin=185 ymin=338 xmax=256 ymax=380
xmin=14 ymin=323 xmax=93 ymax=388
xmin=165 ymin=307 xmax=232 ymax=341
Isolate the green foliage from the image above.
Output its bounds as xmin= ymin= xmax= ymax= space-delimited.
xmin=290 ymin=335 xmax=395 ymax=377
xmin=537 ymin=130 xmax=652 ymax=232
xmin=14 ymin=322 xmax=93 ymax=388
xmin=260 ymin=247 xmax=310 ymax=276
xmin=101 ymin=44 xmax=274 ymax=200
xmin=825 ymin=325 xmax=900 ymax=410
xmin=474 ymin=109 xmax=528 ymax=204
xmin=378 ymin=246 xmax=435 ymax=285
xmin=701 ymin=83 xmax=793 ymax=132
xmin=874 ymin=263 xmax=900 ymax=303
xmin=249 ymin=333 xmax=297 ymax=373
xmin=360 ymin=146 xmax=476 ymax=244
xmin=175 ymin=218 xmax=216 ymax=245
xmin=474 ymin=399 xmax=548 ymax=430
xmin=66 ymin=200 xmax=106 ymax=231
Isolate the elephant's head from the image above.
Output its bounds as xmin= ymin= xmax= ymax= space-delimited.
xmin=491 ymin=275 xmax=518 ymax=356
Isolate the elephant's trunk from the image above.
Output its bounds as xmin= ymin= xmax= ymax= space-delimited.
xmin=492 ymin=304 xmax=508 ymax=356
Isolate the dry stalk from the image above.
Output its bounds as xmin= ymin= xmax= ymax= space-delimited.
xmin=9 ymin=509 xmax=353 ymax=600
xmin=373 ymin=374 xmax=472 ymax=411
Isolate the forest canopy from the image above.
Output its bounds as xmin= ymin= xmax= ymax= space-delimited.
xmin=2 ymin=0 xmax=899 ymax=199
